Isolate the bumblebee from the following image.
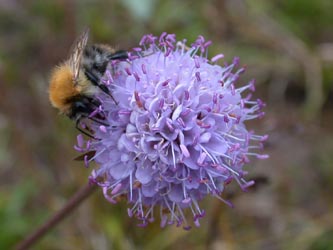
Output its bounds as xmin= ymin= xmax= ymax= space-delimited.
xmin=49 ymin=29 xmax=128 ymax=136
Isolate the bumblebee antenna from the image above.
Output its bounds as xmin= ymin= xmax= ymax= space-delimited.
xmin=107 ymin=50 xmax=128 ymax=60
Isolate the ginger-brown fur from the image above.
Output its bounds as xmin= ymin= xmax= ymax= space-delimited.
xmin=49 ymin=64 xmax=79 ymax=115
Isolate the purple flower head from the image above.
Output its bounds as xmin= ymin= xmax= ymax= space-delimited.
xmin=75 ymin=33 xmax=268 ymax=229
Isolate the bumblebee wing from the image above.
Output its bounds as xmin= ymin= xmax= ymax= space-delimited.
xmin=68 ymin=28 xmax=89 ymax=86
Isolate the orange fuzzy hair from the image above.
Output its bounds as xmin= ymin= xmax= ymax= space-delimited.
xmin=49 ymin=64 xmax=79 ymax=115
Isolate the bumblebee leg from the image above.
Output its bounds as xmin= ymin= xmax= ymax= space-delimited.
xmin=88 ymin=116 xmax=109 ymax=126
xmin=75 ymin=119 xmax=97 ymax=139
xmin=84 ymin=70 xmax=118 ymax=104
xmin=84 ymin=70 xmax=100 ymax=87
xmin=107 ymin=50 xmax=128 ymax=60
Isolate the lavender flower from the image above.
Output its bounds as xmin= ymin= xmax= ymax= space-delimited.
xmin=75 ymin=33 xmax=268 ymax=229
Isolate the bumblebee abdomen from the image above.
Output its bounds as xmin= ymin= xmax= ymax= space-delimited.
xmin=49 ymin=64 xmax=79 ymax=114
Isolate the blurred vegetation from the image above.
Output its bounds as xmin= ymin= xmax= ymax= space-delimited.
xmin=1 ymin=0 xmax=333 ymax=249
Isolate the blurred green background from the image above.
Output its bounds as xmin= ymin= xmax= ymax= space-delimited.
xmin=1 ymin=0 xmax=333 ymax=249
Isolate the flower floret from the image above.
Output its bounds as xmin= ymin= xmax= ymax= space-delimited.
xmin=75 ymin=33 xmax=268 ymax=228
